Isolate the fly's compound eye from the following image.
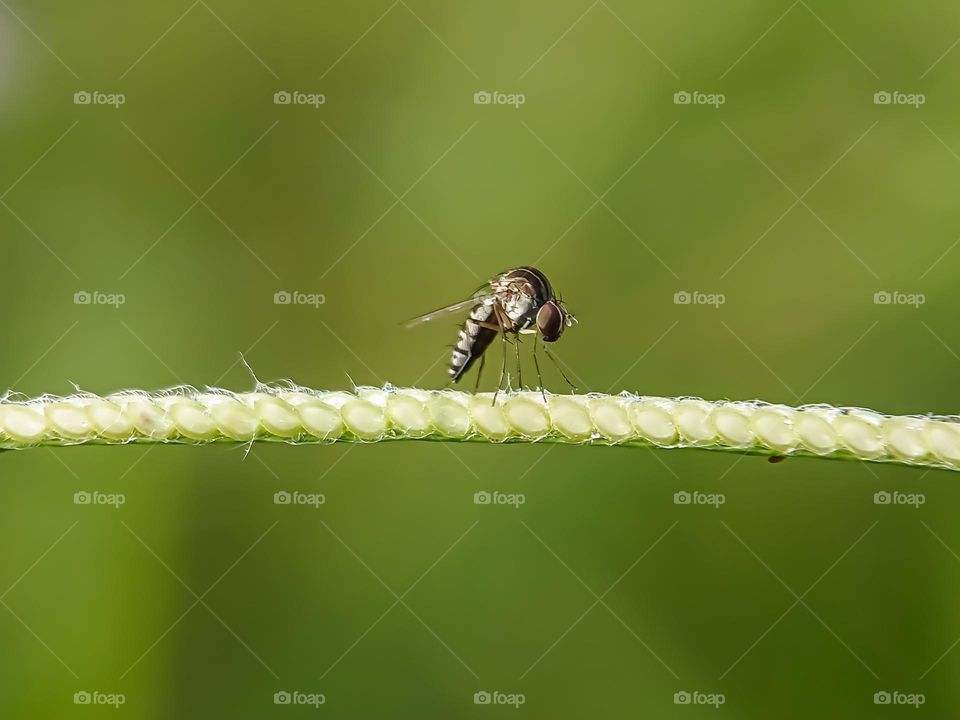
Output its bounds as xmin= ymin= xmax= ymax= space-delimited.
xmin=537 ymin=301 xmax=565 ymax=342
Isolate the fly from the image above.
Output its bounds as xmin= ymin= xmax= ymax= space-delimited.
xmin=405 ymin=266 xmax=577 ymax=401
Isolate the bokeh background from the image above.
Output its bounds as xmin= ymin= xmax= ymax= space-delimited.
xmin=1 ymin=1 xmax=959 ymax=717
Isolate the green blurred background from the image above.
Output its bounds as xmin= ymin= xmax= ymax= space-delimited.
xmin=1 ymin=1 xmax=960 ymax=717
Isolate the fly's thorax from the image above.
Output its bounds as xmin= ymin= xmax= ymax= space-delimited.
xmin=502 ymin=267 xmax=555 ymax=299
xmin=501 ymin=291 xmax=538 ymax=328
xmin=491 ymin=273 xmax=543 ymax=330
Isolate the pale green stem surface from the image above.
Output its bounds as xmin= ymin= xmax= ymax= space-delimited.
xmin=0 ymin=384 xmax=957 ymax=471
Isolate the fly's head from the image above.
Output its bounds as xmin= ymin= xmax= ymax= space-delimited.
xmin=536 ymin=300 xmax=575 ymax=342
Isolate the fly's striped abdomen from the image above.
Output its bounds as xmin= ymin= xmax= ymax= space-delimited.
xmin=449 ymin=303 xmax=497 ymax=382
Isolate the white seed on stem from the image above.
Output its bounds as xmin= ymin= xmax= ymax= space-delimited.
xmin=925 ymin=421 xmax=960 ymax=467
xmin=207 ymin=397 xmax=259 ymax=442
xmin=469 ymin=396 xmax=509 ymax=440
xmin=1 ymin=406 xmax=46 ymax=443
xmin=387 ymin=394 xmax=431 ymax=438
xmin=45 ymin=402 xmax=92 ymax=440
xmin=341 ymin=399 xmax=386 ymax=440
xmin=794 ymin=409 xmax=839 ymax=455
xmin=294 ymin=399 xmax=343 ymax=440
xmin=428 ymin=396 xmax=470 ymax=438
xmin=505 ymin=394 xmax=550 ymax=438
xmin=674 ymin=399 xmax=716 ymax=445
xmin=712 ymin=404 xmax=754 ymax=448
xmin=549 ymin=396 xmax=592 ymax=441
xmin=168 ymin=399 xmax=218 ymax=441
xmin=85 ymin=399 xmax=135 ymax=440
xmin=589 ymin=397 xmax=633 ymax=442
xmin=0 ymin=385 xmax=956 ymax=472
xmin=752 ymin=407 xmax=796 ymax=452
xmin=835 ymin=411 xmax=886 ymax=459
xmin=628 ymin=400 xmax=677 ymax=446
xmin=253 ymin=397 xmax=300 ymax=438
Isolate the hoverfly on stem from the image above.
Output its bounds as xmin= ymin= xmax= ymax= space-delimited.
xmin=405 ymin=266 xmax=578 ymax=403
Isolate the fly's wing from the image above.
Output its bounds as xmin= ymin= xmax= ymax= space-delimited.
xmin=402 ymin=293 xmax=495 ymax=328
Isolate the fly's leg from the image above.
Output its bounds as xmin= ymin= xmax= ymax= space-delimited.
xmin=494 ymin=334 xmax=507 ymax=406
xmin=474 ymin=352 xmax=486 ymax=392
xmin=532 ymin=333 xmax=547 ymax=403
xmin=543 ymin=344 xmax=578 ymax=392
xmin=514 ymin=335 xmax=523 ymax=390
xmin=493 ymin=306 xmax=509 ymax=406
